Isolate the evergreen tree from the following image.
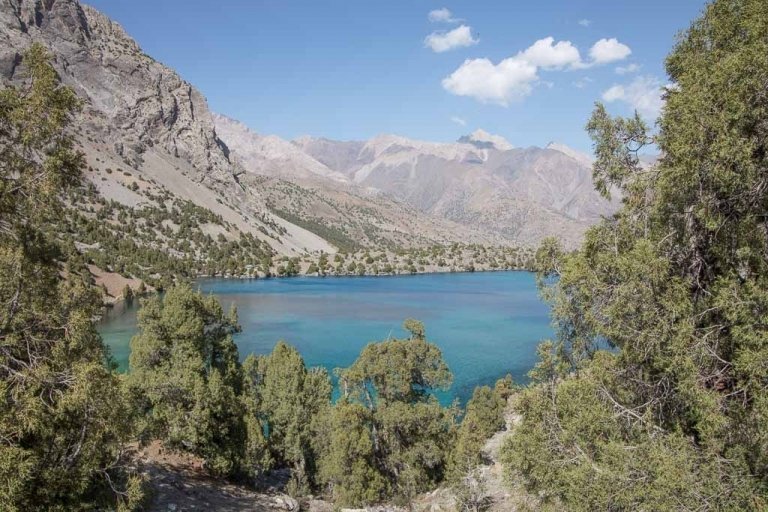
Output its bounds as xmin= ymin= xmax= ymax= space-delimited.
xmin=0 ymin=44 xmax=142 ymax=510
xmin=502 ymin=1 xmax=768 ymax=508
xmin=316 ymin=320 xmax=456 ymax=507
xmin=242 ymin=342 xmax=332 ymax=493
xmin=312 ymin=400 xmax=388 ymax=505
xmin=127 ymin=284 xmax=246 ymax=476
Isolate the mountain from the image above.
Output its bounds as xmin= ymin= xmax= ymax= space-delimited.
xmin=0 ymin=0 xmax=341 ymax=257
xmin=217 ymin=117 xmax=620 ymax=247
xmin=545 ymin=141 xmax=594 ymax=167
xmin=214 ymin=114 xmax=500 ymax=250
xmin=0 ymin=0 xmax=619 ymax=266
xmin=0 ymin=0 xmax=485 ymax=261
xmin=212 ymin=114 xmax=351 ymax=184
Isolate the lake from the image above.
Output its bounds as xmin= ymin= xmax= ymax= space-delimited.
xmin=99 ymin=271 xmax=552 ymax=404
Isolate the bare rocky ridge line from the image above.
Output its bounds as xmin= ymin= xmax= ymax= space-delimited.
xmin=214 ymin=114 xmax=506 ymax=248
xmin=216 ymin=114 xmax=621 ymax=248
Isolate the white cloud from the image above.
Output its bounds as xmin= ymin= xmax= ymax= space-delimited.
xmin=519 ymin=37 xmax=581 ymax=69
xmin=589 ymin=38 xmax=632 ymax=64
xmin=615 ymin=63 xmax=640 ymax=75
xmin=450 ymin=116 xmax=467 ymax=126
xmin=602 ymin=76 xmax=664 ymax=120
xmin=578 ymin=19 xmax=591 ymax=27
xmin=441 ymin=36 xmax=632 ymax=105
xmin=428 ymin=8 xmax=459 ymax=23
xmin=442 ymin=56 xmax=538 ymax=105
xmin=425 ymin=25 xmax=478 ymax=53
xmin=573 ymin=76 xmax=593 ymax=89
xmin=602 ymin=84 xmax=625 ymax=102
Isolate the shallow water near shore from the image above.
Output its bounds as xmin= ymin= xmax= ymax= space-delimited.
xmin=99 ymin=271 xmax=552 ymax=405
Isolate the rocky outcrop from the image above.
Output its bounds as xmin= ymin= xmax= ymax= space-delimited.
xmin=0 ymin=0 xmax=239 ymax=190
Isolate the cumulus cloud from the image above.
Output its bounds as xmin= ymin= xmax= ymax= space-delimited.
xmin=442 ymin=36 xmax=633 ymax=105
xmin=428 ymin=8 xmax=459 ymax=23
xmin=615 ymin=63 xmax=641 ymax=75
xmin=578 ymin=19 xmax=592 ymax=27
xmin=425 ymin=25 xmax=478 ymax=53
xmin=519 ymin=37 xmax=581 ymax=69
xmin=439 ymin=37 xmax=578 ymax=105
xmin=450 ymin=116 xmax=467 ymax=126
xmin=442 ymin=56 xmax=538 ymax=105
xmin=602 ymin=76 xmax=665 ymax=120
xmin=589 ymin=38 xmax=632 ymax=64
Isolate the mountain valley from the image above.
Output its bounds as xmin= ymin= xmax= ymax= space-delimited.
xmin=0 ymin=0 xmax=618 ymax=284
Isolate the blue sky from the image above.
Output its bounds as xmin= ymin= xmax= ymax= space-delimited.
xmin=86 ymin=0 xmax=706 ymax=151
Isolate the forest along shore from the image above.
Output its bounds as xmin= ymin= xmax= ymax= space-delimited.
xmin=98 ymin=244 xmax=538 ymax=306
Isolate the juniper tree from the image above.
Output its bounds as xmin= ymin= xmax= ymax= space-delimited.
xmin=502 ymin=1 xmax=768 ymax=508
xmin=242 ymin=341 xmax=332 ymax=494
xmin=0 ymin=44 xmax=142 ymax=511
xmin=316 ymin=319 xmax=456 ymax=507
xmin=127 ymin=284 xmax=246 ymax=476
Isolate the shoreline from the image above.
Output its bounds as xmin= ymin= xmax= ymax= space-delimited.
xmin=196 ymin=265 xmax=535 ymax=281
xmin=101 ymin=266 xmax=537 ymax=309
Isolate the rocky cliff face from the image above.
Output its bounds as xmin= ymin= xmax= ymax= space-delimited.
xmin=0 ymin=0 xmax=239 ymax=190
xmin=0 ymin=0 xmax=345 ymax=255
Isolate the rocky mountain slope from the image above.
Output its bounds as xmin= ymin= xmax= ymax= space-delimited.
xmin=214 ymin=114 xmax=501 ymax=250
xmin=0 ymin=0 xmax=343 ymax=257
xmin=217 ymin=115 xmax=620 ymax=247
xmin=0 ymin=0 xmax=617 ymax=270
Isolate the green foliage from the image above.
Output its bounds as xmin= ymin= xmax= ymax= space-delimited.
xmin=316 ymin=320 xmax=456 ymax=507
xmin=242 ymin=342 xmax=332 ymax=492
xmin=448 ymin=386 xmax=506 ymax=511
xmin=502 ymin=1 xmax=768 ymax=508
xmin=585 ymin=105 xmax=653 ymax=199
xmin=312 ymin=400 xmax=389 ymax=505
xmin=340 ymin=320 xmax=452 ymax=406
xmin=127 ymin=284 xmax=246 ymax=476
xmin=503 ymin=355 xmax=758 ymax=510
xmin=0 ymin=44 xmax=141 ymax=511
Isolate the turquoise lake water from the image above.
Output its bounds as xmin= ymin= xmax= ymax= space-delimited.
xmin=99 ymin=271 xmax=553 ymax=404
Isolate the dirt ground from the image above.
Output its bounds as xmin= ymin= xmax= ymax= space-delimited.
xmin=133 ymin=442 xmax=300 ymax=512
xmin=131 ymin=402 xmax=539 ymax=512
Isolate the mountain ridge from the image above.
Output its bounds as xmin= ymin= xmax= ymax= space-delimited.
xmin=215 ymin=115 xmax=620 ymax=247
xmin=1 ymin=0 xmax=619 ymax=259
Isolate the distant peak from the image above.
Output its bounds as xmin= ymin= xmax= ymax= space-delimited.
xmin=458 ymin=129 xmax=513 ymax=151
xmin=545 ymin=142 xmax=593 ymax=167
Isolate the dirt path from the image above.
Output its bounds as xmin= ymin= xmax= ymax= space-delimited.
xmin=133 ymin=442 xmax=298 ymax=512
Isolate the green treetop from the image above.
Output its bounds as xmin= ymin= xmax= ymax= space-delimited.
xmin=339 ymin=319 xmax=452 ymax=407
xmin=127 ymin=284 xmax=246 ymax=476
xmin=502 ymin=1 xmax=768 ymax=509
xmin=0 ymin=44 xmax=141 ymax=511
xmin=316 ymin=320 xmax=456 ymax=507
